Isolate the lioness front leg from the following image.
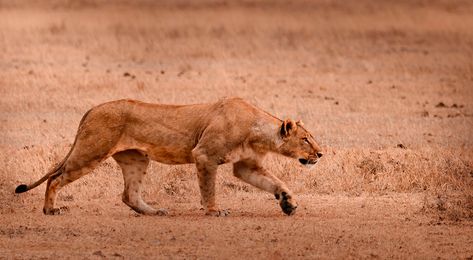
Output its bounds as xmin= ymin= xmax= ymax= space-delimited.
xmin=233 ymin=159 xmax=298 ymax=215
xmin=192 ymin=149 xmax=229 ymax=217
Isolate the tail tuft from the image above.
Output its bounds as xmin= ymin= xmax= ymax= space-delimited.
xmin=15 ymin=184 xmax=28 ymax=193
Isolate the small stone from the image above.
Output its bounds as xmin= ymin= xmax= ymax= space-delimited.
xmin=397 ymin=143 xmax=407 ymax=149
xmin=92 ymin=250 xmax=105 ymax=257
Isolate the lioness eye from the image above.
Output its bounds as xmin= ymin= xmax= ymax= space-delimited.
xmin=303 ymin=138 xmax=310 ymax=144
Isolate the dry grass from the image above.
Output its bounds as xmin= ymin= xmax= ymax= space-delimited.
xmin=3 ymin=143 xmax=472 ymax=219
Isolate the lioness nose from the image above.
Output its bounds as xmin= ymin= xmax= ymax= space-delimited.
xmin=316 ymin=152 xmax=323 ymax=158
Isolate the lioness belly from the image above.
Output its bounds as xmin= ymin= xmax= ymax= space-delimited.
xmin=146 ymin=145 xmax=194 ymax=164
xmin=112 ymin=134 xmax=194 ymax=165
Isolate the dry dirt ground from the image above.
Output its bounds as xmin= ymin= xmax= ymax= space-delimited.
xmin=1 ymin=0 xmax=473 ymax=259
xmin=1 ymin=195 xmax=472 ymax=259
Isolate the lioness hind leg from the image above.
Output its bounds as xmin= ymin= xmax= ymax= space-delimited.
xmin=233 ymin=159 xmax=298 ymax=216
xmin=43 ymin=111 xmax=124 ymax=215
xmin=113 ymin=150 xmax=167 ymax=216
xmin=43 ymin=159 xmax=102 ymax=215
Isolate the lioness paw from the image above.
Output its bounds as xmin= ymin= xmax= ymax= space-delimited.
xmin=205 ymin=209 xmax=230 ymax=217
xmin=43 ymin=206 xmax=69 ymax=215
xmin=277 ymin=192 xmax=297 ymax=216
xmin=155 ymin=208 xmax=168 ymax=216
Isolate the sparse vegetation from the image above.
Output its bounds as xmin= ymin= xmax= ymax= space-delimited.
xmin=1 ymin=0 xmax=472 ymax=258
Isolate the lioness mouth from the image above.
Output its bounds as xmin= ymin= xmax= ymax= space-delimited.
xmin=299 ymin=158 xmax=316 ymax=165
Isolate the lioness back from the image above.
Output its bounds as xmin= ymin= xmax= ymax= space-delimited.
xmin=79 ymin=97 xmax=266 ymax=165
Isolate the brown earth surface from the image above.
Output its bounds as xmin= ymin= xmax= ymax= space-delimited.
xmin=1 ymin=0 xmax=473 ymax=259
xmin=1 ymin=194 xmax=473 ymax=259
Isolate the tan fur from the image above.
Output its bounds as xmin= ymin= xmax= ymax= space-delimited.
xmin=16 ymin=97 xmax=323 ymax=216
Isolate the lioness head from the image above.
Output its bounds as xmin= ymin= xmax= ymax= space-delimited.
xmin=278 ymin=119 xmax=323 ymax=166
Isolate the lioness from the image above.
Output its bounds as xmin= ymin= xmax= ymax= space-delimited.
xmin=16 ymin=97 xmax=323 ymax=216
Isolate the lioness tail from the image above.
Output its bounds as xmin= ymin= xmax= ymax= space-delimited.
xmin=14 ymin=109 xmax=92 ymax=194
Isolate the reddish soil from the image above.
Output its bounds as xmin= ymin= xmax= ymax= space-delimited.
xmin=2 ymin=195 xmax=472 ymax=259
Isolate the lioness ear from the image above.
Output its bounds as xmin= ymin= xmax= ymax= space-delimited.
xmin=280 ymin=119 xmax=297 ymax=138
xmin=296 ymin=120 xmax=304 ymax=126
